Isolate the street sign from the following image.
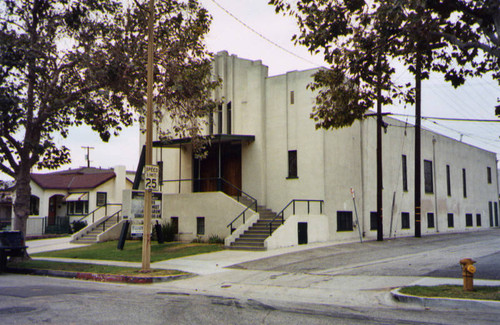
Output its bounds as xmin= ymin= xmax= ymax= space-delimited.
xmin=144 ymin=165 xmax=160 ymax=191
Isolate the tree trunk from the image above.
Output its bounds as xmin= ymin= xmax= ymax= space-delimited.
xmin=13 ymin=163 xmax=32 ymax=237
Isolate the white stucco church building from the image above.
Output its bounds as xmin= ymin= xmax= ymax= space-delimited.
xmin=127 ymin=51 xmax=499 ymax=249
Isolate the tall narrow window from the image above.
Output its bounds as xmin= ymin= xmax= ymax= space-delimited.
xmin=476 ymin=214 xmax=482 ymax=227
xmin=370 ymin=211 xmax=378 ymax=230
xmin=226 ymin=102 xmax=232 ymax=135
xmin=196 ymin=217 xmax=205 ymax=235
xmin=427 ymin=212 xmax=435 ymax=228
xmin=424 ymin=160 xmax=433 ymax=193
xmin=402 ymin=155 xmax=408 ymax=192
xmin=495 ymin=202 xmax=499 ymax=227
xmin=447 ymin=213 xmax=454 ymax=228
xmin=487 ymin=167 xmax=492 ymax=184
xmin=462 ymin=168 xmax=467 ymax=198
xmin=287 ymin=150 xmax=298 ymax=178
xmin=30 ymin=195 xmax=40 ymax=216
xmin=217 ymin=104 xmax=223 ymax=134
xmin=290 ymin=91 xmax=294 ymax=104
xmin=401 ymin=212 xmax=410 ymax=229
xmin=489 ymin=201 xmax=494 ymax=227
xmin=171 ymin=217 xmax=179 ymax=234
xmin=446 ymin=165 xmax=451 ymax=196
xmin=465 ymin=213 xmax=473 ymax=227
xmin=208 ymin=113 xmax=214 ymax=135
xmin=337 ymin=211 xmax=353 ymax=231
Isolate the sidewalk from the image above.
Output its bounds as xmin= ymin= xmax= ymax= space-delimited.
xmin=25 ymin=237 xmax=500 ymax=310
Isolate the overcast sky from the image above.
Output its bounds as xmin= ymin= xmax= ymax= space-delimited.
xmin=1 ymin=0 xmax=499 ymax=180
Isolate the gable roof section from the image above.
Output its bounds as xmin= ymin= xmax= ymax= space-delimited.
xmin=31 ymin=167 xmax=116 ymax=190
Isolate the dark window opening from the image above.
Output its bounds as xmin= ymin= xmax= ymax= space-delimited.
xmin=427 ymin=212 xmax=435 ymax=228
xmin=401 ymin=212 xmax=410 ymax=229
xmin=290 ymin=91 xmax=294 ymax=104
xmin=465 ymin=213 xmax=473 ymax=227
xmin=370 ymin=211 xmax=378 ymax=230
xmin=462 ymin=168 xmax=467 ymax=198
xmin=424 ymin=160 xmax=433 ymax=194
xmin=495 ymin=202 xmax=499 ymax=227
xmin=487 ymin=167 xmax=492 ymax=184
xmin=402 ymin=155 xmax=408 ymax=192
xmin=209 ymin=113 xmax=214 ymax=135
xmin=196 ymin=216 xmax=205 ymax=235
xmin=446 ymin=165 xmax=451 ymax=196
xmin=226 ymin=102 xmax=232 ymax=135
xmin=489 ymin=201 xmax=494 ymax=227
xmin=476 ymin=214 xmax=482 ymax=227
xmin=30 ymin=195 xmax=40 ymax=216
xmin=217 ymin=104 xmax=223 ymax=134
xmin=171 ymin=216 xmax=179 ymax=234
xmin=287 ymin=150 xmax=298 ymax=178
xmin=96 ymin=192 xmax=107 ymax=207
xmin=337 ymin=211 xmax=353 ymax=231
xmin=447 ymin=213 xmax=454 ymax=228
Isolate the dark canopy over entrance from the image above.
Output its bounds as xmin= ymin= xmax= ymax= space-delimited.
xmin=135 ymin=135 xmax=255 ymax=197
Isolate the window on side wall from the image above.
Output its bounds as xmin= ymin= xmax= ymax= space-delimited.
xmin=462 ymin=168 xmax=467 ymax=198
xmin=447 ymin=213 xmax=454 ymax=228
xmin=196 ymin=217 xmax=205 ymax=235
xmin=427 ymin=212 xmax=434 ymax=228
xmin=30 ymin=195 xmax=40 ymax=216
xmin=370 ymin=211 xmax=378 ymax=230
xmin=446 ymin=165 xmax=451 ymax=196
xmin=96 ymin=192 xmax=107 ymax=207
xmin=424 ymin=160 xmax=433 ymax=194
xmin=337 ymin=211 xmax=353 ymax=231
xmin=287 ymin=150 xmax=298 ymax=179
xmin=487 ymin=167 xmax=492 ymax=184
xmin=402 ymin=155 xmax=408 ymax=192
xmin=401 ymin=212 xmax=410 ymax=229
xmin=476 ymin=214 xmax=482 ymax=227
xmin=465 ymin=213 xmax=473 ymax=227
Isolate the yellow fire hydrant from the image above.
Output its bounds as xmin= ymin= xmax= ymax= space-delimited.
xmin=459 ymin=258 xmax=476 ymax=291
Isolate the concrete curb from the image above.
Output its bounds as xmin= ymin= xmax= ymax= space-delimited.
xmin=391 ymin=287 xmax=500 ymax=310
xmin=6 ymin=267 xmax=194 ymax=284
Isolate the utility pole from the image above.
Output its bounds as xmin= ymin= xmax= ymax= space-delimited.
xmin=414 ymin=46 xmax=422 ymax=238
xmin=142 ymin=0 xmax=155 ymax=272
xmin=81 ymin=146 xmax=94 ymax=168
xmin=376 ymin=53 xmax=384 ymax=242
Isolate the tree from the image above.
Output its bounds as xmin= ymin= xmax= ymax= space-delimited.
xmin=269 ymin=0 xmax=498 ymax=126
xmin=0 ymin=0 xmax=219 ymax=236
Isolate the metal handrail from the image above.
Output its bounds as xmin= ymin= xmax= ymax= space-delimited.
xmin=268 ymin=199 xmax=324 ymax=236
xmin=76 ymin=203 xmax=122 ymax=224
xmin=226 ymin=201 xmax=258 ymax=233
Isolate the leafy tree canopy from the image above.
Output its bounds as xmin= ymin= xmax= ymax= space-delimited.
xmin=269 ymin=0 xmax=499 ymax=129
xmin=0 ymin=0 xmax=219 ymax=234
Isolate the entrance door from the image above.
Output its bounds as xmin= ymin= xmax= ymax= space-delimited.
xmin=298 ymin=222 xmax=308 ymax=245
xmin=48 ymin=196 xmax=57 ymax=225
xmin=193 ymin=143 xmax=242 ymax=196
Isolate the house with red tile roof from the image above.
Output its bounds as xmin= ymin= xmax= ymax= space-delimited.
xmin=23 ymin=166 xmax=133 ymax=236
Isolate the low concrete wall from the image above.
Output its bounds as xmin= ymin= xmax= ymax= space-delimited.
xmin=97 ymin=219 xmax=126 ymax=242
xmin=224 ymin=212 xmax=259 ymax=246
xmin=265 ymin=214 xmax=329 ymax=250
xmin=161 ymin=192 xmax=249 ymax=242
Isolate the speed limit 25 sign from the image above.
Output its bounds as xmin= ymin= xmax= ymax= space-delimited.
xmin=144 ymin=165 xmax=160 ymax=191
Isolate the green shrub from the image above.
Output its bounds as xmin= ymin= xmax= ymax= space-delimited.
xmin=161 ymin=221 xmax=177 ymax=242
xmin=72 ymin=220 xmax=87 ymax=233
xmin=191 ymin=236 xmax=204 ymax=243
xmin=208 ymin=234 xmax=224 ymax=244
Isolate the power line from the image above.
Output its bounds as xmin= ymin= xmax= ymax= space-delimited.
xmin=390 ymin=114 xmax=500 ymax=122
xmin=207 ymin=0 xmax=323 ymax=67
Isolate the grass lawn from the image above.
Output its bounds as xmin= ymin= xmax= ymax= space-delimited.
xmin=400 ymin=285 xmax=500 ymax=301
xmin=31 ymin=240 xmax=224 ymax=263
xmin=7 ymin=260 xmax=183 ymax=277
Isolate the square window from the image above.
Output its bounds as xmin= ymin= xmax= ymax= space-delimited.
xmin=337 ymin=211 xmax=353 ymax=231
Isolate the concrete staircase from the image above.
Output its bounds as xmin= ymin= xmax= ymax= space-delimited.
xmin=230 ymin=205 xmax=281 ymax=250
xmin=71 ymin=214 xmax=120 ymax=244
